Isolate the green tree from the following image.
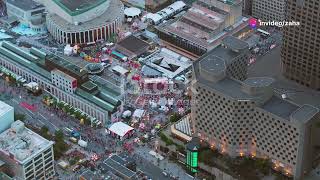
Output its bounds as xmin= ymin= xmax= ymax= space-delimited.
xmin=14 ymin=113 xmax=26 ymax=121
xmin=40 ymin=126 xmax=50 ymax=140
xmin=170 ymin=113 xmax=181 ymax=123
xmin=55 ymin=130 xmax=64 ymax=141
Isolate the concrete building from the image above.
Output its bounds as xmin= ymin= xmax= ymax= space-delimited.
xmin=281 ymin=0 xmax=320 ymax=90
xmin=0 ymin=121 xmax=55 ymax=180
xmin=0 ymin=101 xmax=14 ymax=134
xmin=156 ymin=0 xmax=249 ymax=56
xmin=43 ymin=0 xmax=124 ymax=44
xmin=252 ymin=0 xmax=285 ymax=22
xmin=191 ymin=51 xmax=320 ymax=179
xmin=0 ymin=41 xmax=121 ymax=125
xmin=6 ymin=0 xmax=46 ymax=33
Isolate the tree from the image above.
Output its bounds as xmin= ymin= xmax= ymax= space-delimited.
xmin=14 ymin=113 xmax=26 ymax=121
xmin=170 ymin=113 xmax=181 ymax=123
xmin=40 ymin=126 xmax=50 ymax=139
xmin=55 ymin=130 xmax=64 ymax=141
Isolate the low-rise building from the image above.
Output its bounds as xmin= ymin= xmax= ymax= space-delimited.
xmin=156 ymin=0 xmax=247 ymax=56
xmin=0 ymin=41 xmax=121 ymax=125
xmin=6 ymin=0 xmax=46 ymax=33
xmin=0 ymin=121 xmax=55 ymax=180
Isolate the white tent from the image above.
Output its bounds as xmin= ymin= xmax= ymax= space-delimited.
xmin=108 ymin=122 xmax=134 ymax=140
xmin=133 ymin=109 xmax=145 ymax=118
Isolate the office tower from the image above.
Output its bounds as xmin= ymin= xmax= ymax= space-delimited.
xmin=0 ymin=101 xmax=14 ymax=133
xmin=191 ymin=52 xmax=320 ymax=179
xmin=252 ymin=0 xmax=286 ymax=21
xmin=0 ymin=121 xmax=55 ymax=180
xmin=281 ymin=0 xmax=320 ymax=90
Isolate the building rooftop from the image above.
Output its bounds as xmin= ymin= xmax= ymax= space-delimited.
xmin=116 ymin=35 xmax=150 ymax=57
xmin=76 ymin=88 xmax=115 ymax=112
xmin=157 ymin=1 xmax=249 ymax=51
xmin=0 ymin=101 xmax=13 ymax=118
xmin=47 ymin=55 xmax=88 ymax=78
xmin=243 ymin=77 xmax=274 ymax=88
xmin=144 ymin=48 xmax=192 ymax=79
xmin=222 ymin=36 xmax=249 ymax=52
xmin=290 ymin=105 xmax=319 ymax=124
xmin=0 ymin=41 xmax=51 ymax=79
xmin=6 ymin=0 xmax=44 ymax=11
xmin=79 ymin=170 xmax=103 ymax=180
xmin=102 ymin=154 xmax=136 ymax=179
xmin=47 ymin=0 xmax=123 ymax=32
xmin=51 ymin=69 xmax=76 ymax=81
xmin=247 ymin=46 xmax=320 ymax=109
xmin=199 ymin=54 xmax=226 ymax=76
xmin=52 ymin=0 xmax=106 ymax=16
xmin=261 ymin=96 xmax=299 ymax=120
xmin=0 ymin=121 xmax=53 ymax=164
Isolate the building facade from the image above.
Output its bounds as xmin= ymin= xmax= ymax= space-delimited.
xmin=45 ymin=0 xmax=124 ymax=44
xmin=281 ymin=0 xmax=320 ymax=90
xmin=252 ymin=0 xmax=285 ymax=22
xmin=6 ymin=0 xmax=46 ymax=33
xmin=191 ymin=54 xmax=320 ymax=179
xmin=51 ymin=69 xmax=77 ymax=94
xmin=0 ymin=121 xmax=55 ymax=180
xmin=0 ymin=101 xmax=14 ymax=133
xmin=0 ymin=41 xmax=120 ymax=125
xmin=242 ymin=0 xmax=252 ymax=15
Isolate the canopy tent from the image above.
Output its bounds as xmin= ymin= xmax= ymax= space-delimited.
xmin=124 ymin=7 xmax=142 ymax=18
xmin=133 ymin=109 xmax=145 ymax=119
xmin=107 ymin=122 xmax=134 ymax=140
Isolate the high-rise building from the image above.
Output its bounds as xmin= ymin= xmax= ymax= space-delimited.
xmin=0 ymin=101 xmax=14 ymax=133
xmin=252 ymin=0 xmax=285 ymax=21
xmin=281 ymin=0 xmax=320 ymax=90
xmin=0 ymin=121 xmax=55 ymax=180
xmin=191 ymin=53 xmax=320 ymax=179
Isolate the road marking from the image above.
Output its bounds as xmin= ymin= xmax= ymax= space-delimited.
xmin=39 ymin=113 xmax=59 ymax=130
xmin=12 ymin=99 xmax=19 ymax=104
xmin=39 ymin=113 xmax=47 ymax=120
xmin=26 ymin=108 xmax=34 ymax=115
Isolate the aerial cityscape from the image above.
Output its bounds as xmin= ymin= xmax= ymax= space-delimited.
xmin=0 ymin=0 xmax=319 ymax=180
